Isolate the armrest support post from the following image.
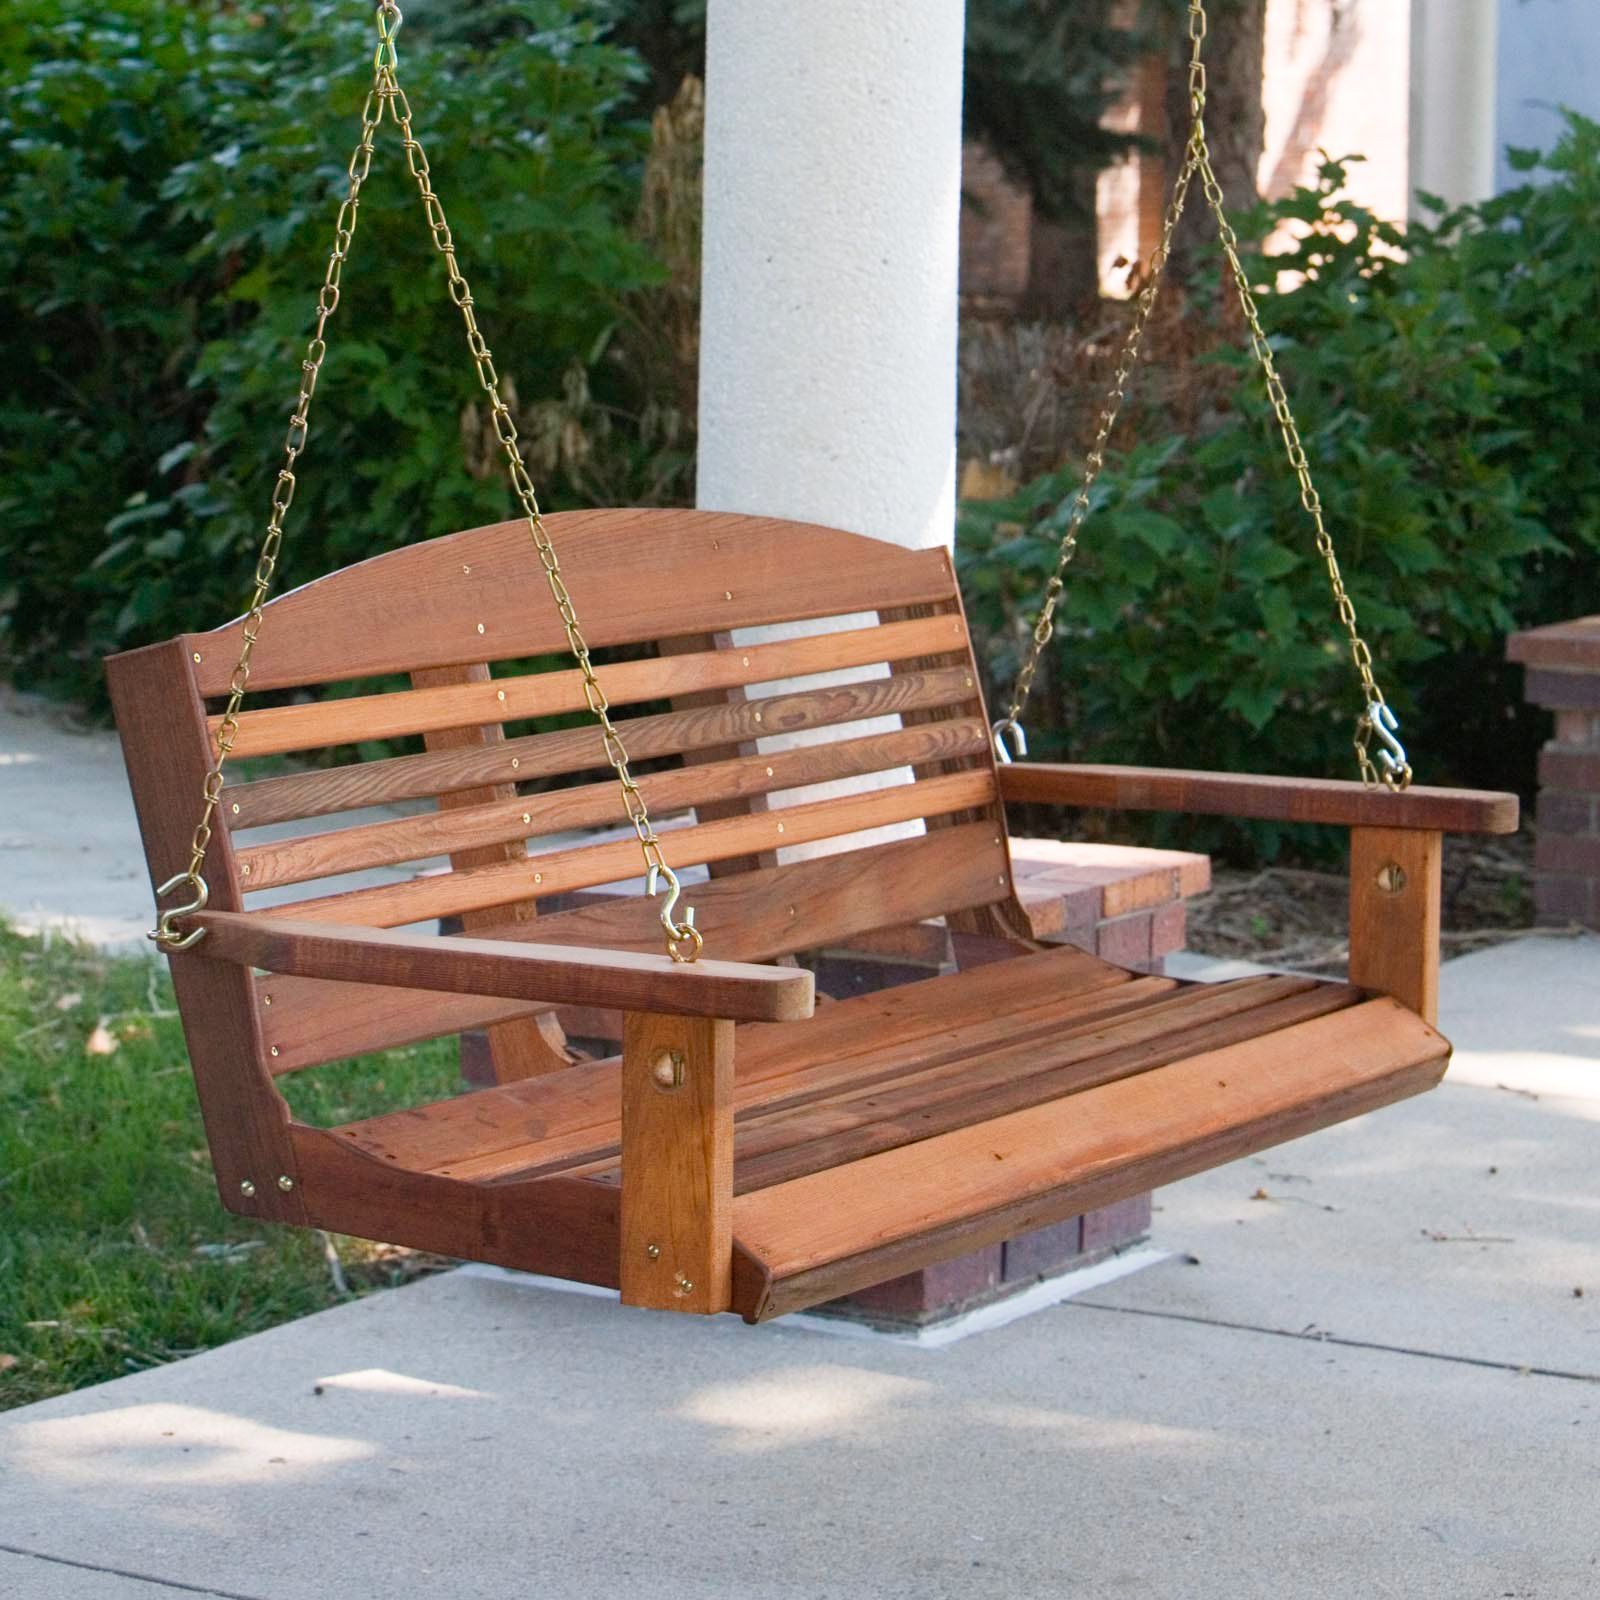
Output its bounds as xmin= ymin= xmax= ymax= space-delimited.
xmin=1348 ymin=827 xmax=1442 ymax=1025
xmin=619 ymin=1012 xmax=734 ymax=1315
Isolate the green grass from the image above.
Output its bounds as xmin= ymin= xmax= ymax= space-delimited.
xmin=0 ymin=918 xmax=461 ymax=1412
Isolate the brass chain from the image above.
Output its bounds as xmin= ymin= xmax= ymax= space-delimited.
xmin=993 ymin=0 xmax=1412 ymax=791
xmin=153 ymin=2 xmax=702 ymax=960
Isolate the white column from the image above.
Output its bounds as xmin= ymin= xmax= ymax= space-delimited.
xmin=697 ymin=0 xmax=965 ymax=550
xmin=1409 ymin=0 xmax=1499 ymax=215
xmin=694 ymin=1 xmax=968 ymax=859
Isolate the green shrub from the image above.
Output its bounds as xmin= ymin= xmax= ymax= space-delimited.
xmin=960 ymin=131 xmax=1600 ymax=858
xmin=0 ymin=0 xmax=662 ymax=705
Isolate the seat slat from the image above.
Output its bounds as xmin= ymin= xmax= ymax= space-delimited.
xmin=727 ymin=980 xmax=1360 ymax=1193
xmin=256 ymin=767 xmax=998 ymax=928
xmin=189 ymin=509 xmax=961 ymax=696
xmin=731 ymin=998 xmax=1450 ymax=1317
xmin=214 ymin=613 xmax=968 ymax=760
xmin=259 ymin=822 xmax=1012 ymax=1073
xmin=436 ymin=976 xmax=1193 ymax=1184
xmin=332 ymin=944 xmax=1147 ymax=1173
xmin=225 ymin=663 xmax=978 ymax=832
xmin=238 ymin=716 xmax=989 ymax=890
xmin=440 ymin=976 xmax=1333 ymax=1188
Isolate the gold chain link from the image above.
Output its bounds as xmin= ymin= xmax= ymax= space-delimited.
xmin=153 ymin=2 xmax=702 ymax=959
xmin=993 ymin=0 xmax=1412 ymax=792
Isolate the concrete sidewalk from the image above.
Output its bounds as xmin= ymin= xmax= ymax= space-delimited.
xmin=1 ymin=936 xmax=1596 ymax=1599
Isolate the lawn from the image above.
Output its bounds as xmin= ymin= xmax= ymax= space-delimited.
xmin=0 ymin=918 xmax=460 ymax=1411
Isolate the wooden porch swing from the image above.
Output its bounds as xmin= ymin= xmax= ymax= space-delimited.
xmin=109 ymin=2 xmax=1516 ymax=1322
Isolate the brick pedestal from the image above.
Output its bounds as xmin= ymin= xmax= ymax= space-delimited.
xmin=1509 ymin=616 xmax=1600 ymax=929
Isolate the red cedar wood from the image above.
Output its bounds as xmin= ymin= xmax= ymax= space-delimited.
xmin=254 ymin=766 xmax=998 ymax=929
xmin=236 ymin=716 xmax=989 ymax=891
xmin=104 ymin=640 xmax=306 ymax=1223
xmin=259 ymin=822 xmax=1011 ymax=1074
xmin=1348 ymin=826 xmax=1443 ymax=1025
xmin=999 ymin=762 xmax=1518 ymax=835
xmin=410 ymin=660 xmax=570 ymax=1078
xmin=331 ymin=946 xmax=1135 ymax=1165
xmin=431 ymin=977 xmax=1337 ymax=1189
xmin=223 ymin=655 xmax=976 ymax=829
xmin=214 ymin=613 xmax=968 ymax=761
xmin=187 ymin=509 xmax=963 ymax=695
xmin=189 ymin=912 xmax=816 ymax=1024
xmin=729 ymin=999 xmax=1448 ymax=1319
xmin=618 ymin=1013 xmax=733 ymax=1314
xmin=656 ymin=629 xmax=778 ymax=880
xmin=880 ymin=597 xmax=1037 ymax=947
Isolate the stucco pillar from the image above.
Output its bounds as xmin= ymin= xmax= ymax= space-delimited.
xmin=696 ymin=0 xmax=965 ymax=550
xmin=1409 ymin=0 xmax=1499 ymax=214
xmin=695 ymin=1 xmax=967 ymax=854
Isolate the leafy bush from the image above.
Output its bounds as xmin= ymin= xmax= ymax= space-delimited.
xmin=961 ymin=127 xmax=1600 ymax=857
xmin=0 ymin=0 xmax=665 ymax=704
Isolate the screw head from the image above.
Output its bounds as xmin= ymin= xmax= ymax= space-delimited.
xmin=476 ymin=622 xmax=486 ymax=635
xmin=269 ymin=1045 xmax=280 ymax=1057
xmin=239 ymin=1179 xmax=257 ymax=1198
xmin=278 ymin=1175 xmax=295 ymax=1192
xmin=192 ymin=651 xmax=203 ymax=664
xmin=645 ymin=1243 xmax=661 ymax=1260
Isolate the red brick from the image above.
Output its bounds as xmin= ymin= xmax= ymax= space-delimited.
xmin=1149 ymin=898 xmax=1188 ymax=959
xmin=1538 ymin=790 xmax=1597 ymax=836
xmin=1002 ymin=1218 xmax=1084 ymax=1283
xmin=1082 ymin=1193 xmax=1154 ymax=1254
xmin=1097 ymin=910 xmax=1153 ymax=968
xmin=1540 ymin=746 xmax=1600 ymax=791
xmin=1535 ymin=874 xmax=1596 ymax=926
xmin=1552 ymin=712 xmax=1600 ymax=746
xmin=841 ymin=1246 xmax=1003 ymax=1319
xmin=1525 ymin=666 xmax=1600 ymax=711
xmin=1535 ymin=834 xmax=1600 ymax=876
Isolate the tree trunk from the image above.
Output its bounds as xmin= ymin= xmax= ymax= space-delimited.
xmin=1163 ymin=0 xmax=1267 ymax=279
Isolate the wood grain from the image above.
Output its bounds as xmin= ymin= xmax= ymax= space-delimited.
xmin=328 ymin=944 xmax=1138 ymax=1177
xmin=1000 ymin=762 xmax=1519 ymax=835
xmin=236 ymin=717 xmax=989 ymax=891
xmin=1348 ymin=826 xmax=1443 ymax=1025
xmin=255 ymin=823 xmax=1010 ymax=1074
xmin=619 ymin=1013 xmax=733 ymax=1314
xmin=215 ymin=614 xmax=969 ymax=759
xmin=292 ymin=1127 xmax=620 ymax=1289
xmin=191 ymin=912 xmax=816 ymax=1023
xmin=224 ymin=660 xmax=976 ymax=830
xmin=409 ymin=661 xmax=568 ymax=1080
xmin=188 ymin=509 xmax=961 ymax=695
xmin=731 ymin=998 xmax=1450 ymax=1318
xmin=255 ymin=767 xmax=998 ymax=929
xmin=104 ymin=640 xmax=306 ymax=1223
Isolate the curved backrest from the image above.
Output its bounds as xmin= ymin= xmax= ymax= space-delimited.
xmin=109 ymin=509 xmax=1017 ymax=1075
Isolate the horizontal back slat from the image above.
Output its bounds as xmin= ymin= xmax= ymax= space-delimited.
xmin=239 ymin=716 xmax=990 ymax=890
xmin=214 ymin=612 xmax=968 ymax=761
xmin=258 ymin=822 xmax=1012 ymax=1073
xmin=227 ymin=657 xmax=976 ymax=830
xmin=188 ymin=510 xmax=959 ymax=696
xmin=258 ymin=767 xmax=998 ymax=929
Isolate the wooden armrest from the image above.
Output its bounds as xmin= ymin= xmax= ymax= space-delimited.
xmin=188 ymin=912 xmax=814 ymax=1024
xmin=999 ymin=763 xmax=1518 ymax=835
